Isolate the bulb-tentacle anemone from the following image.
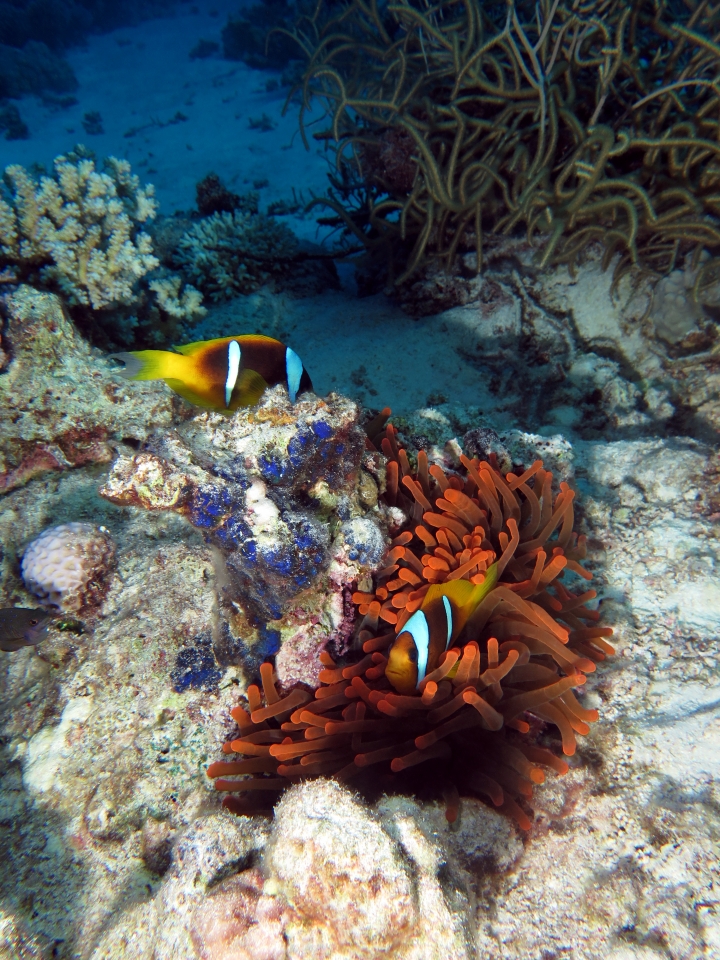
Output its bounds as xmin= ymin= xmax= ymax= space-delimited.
xmin=207 ymin=416 xmax=613 ymax=829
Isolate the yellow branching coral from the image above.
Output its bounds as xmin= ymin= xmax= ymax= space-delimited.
xmin=0 ymin=154 xmax=160 ymax=309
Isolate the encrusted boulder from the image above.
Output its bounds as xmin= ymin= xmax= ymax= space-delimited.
xmin=100 ymin=387 xmax=389 ymax=685
xmin=0 ymin=285 xmax=173 ymax=493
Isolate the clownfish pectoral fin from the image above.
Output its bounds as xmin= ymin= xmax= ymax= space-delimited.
xmin=229 ymin=368 xmax=268 ymax=408
xmin=109 ymin=350 xmax=187 ymax=382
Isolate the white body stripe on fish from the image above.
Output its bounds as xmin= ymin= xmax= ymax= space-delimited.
xmin=285 ymin=347 xmax=303 ymax=403
xmin=225 ymin=340 xmax=242 ymax=407
xmin=442 ymin=596 xmax=453 ymax=648
xmin=402 ymin=610 xmax=430 ymax=685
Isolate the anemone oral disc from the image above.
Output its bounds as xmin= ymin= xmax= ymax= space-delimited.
xmin=225 ymin=340 xmax=241 ymax=407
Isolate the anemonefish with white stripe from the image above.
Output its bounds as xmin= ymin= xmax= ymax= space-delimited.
xmin=110 ymin=335 xmax=312 ymax=412
xmin=385 ymin=563 xmax=499 ymax=695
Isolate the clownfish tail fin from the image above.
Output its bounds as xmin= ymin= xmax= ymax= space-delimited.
xmin=109 ymin=350 xmax=186 ymax=382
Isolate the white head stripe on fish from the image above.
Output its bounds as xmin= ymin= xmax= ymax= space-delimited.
xmin=286 ymin=347 xmax=303 ymax=403
xmin=225 ymin=340 xmax=242 ymax=407
xmin=442 ymin=595 xmax=453 ymax=649
xmin=401 ymin=609 xmax=430 ymax=685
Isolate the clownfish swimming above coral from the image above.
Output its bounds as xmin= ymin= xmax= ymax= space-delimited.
xmin=110 ymin=335 xmax=312 ymax=412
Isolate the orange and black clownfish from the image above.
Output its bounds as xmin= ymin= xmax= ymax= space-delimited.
xmin=110 ymin=335 xmax=313 ymax=412
xmin=385 ymin=563 xmax=499 ymax=695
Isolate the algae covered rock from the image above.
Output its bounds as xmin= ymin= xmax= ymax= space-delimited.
xmin=100 ymin=386 xmax=388 ymax=685
xmin=0 ymin=285 xmax=173 ymax=493
xmin=263 ymin=779 xmax=472 ymax=959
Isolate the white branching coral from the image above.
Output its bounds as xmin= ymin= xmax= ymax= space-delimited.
xmin=0 ymin=154 xmax=160 ymax=309
xmin=175 ymin=209 xmax=298 ymax=300
xmin=148 ymin=275 xmax=206 ymax=320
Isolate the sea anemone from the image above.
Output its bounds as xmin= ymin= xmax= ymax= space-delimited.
xmin=207 ymin=417 xmax=613 ymax=829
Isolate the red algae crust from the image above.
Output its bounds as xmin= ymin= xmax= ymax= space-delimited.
xmin=208 ymin=419 xmax=614 ymax=829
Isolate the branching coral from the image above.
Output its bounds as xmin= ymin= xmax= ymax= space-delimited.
xmin=175 ymin=209 xmax=299 ymax=301
xmin=287 ymin=0 xmax=720 ymax=287
xmin=0 ymin=153 xmax=159 ymax=309
xmin=208 ymin=417 xmax=613 ymax=829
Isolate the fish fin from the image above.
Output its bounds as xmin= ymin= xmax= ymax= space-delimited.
xmin=174 ymin=334 xmax=281 ymax=356
xmin=173 ymin=338 xmax=226 ymax=356
xmin=426 ymin=564 xmax=500 ymax=640
xmin=163 ymin=378 xmax=217 ymax=410
xmin=229 ymin=368 xmax=268 ymax=408
xmin=109 ymin=350 xmax=186 ymax=382
xmin=236 ymin=334 xmax=282 ymax=348
xmin=424 ymin=580 xmax=476 ymax=608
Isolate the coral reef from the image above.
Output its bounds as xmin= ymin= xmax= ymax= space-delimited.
xmin=195 ymin=173 xmax=244 ymax=218
xmin=222 ymin=0 xmax=302 ymax=70
xmin=148 ymin=275 xmax=206 ymax=322
xmin=21 ymin=522 xmax=115 ymax=612
xmin=208 ymin=419 xmax=612 ymax=829
xmin=0 ymin=153 xmax=159 ymax=309
xmin=290 ymin=0 xmax=720 ymax=287
xmin=0 ymin=102 xmax=28 ymax=140
xmin=0 ymin=40 xmax=77 ymax=98
xmin=100 ymin=387 xmax=383 ymax=684
xmin=174 ymin=208 xmax=299 ymax=301
xmin=0 ymin=0 xmax=183 ymax=53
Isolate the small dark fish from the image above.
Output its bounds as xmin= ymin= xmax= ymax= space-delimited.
xmin=0 ymin=607 xmax=53 ymax=652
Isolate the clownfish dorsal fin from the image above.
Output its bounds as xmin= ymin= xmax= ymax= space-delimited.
xmin=172 ymin=338 xmax=220 ymax=356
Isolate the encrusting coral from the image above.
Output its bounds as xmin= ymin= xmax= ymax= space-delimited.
xmin=100 ymin=388 xmax=383 ymax=686
xmin=287 ymin=0 xmax=720 ymax=289
xmin=208 ymin=414 xmax=613 ymax=830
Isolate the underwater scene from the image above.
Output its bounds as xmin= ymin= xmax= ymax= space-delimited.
xmin=0 ymin=0 xmax=719 ymax=956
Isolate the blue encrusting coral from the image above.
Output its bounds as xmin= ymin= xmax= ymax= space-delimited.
xmin=172 ymin=634 xmax=223 ymax=693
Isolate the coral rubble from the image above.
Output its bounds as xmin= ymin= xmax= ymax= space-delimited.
xmin=100 ymin=387 xmax=384 ymax=685
xmin=208 ymin=418 xmax=612 ymax=829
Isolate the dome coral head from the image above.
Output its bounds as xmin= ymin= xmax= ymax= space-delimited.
xmin=21 ymin=522 xmax=115 ymax=613
xmin=208 ymin=416 xmax=614 ymax=831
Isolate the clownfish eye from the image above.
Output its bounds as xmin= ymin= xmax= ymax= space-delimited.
xmin=407 ymin=647 xmax=417 ymax=664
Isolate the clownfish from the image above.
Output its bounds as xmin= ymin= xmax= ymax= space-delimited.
xmin=385 ymin=564 xmax=499 ymax=695
xmin=110 ymin=335 xmax=313 ymax=412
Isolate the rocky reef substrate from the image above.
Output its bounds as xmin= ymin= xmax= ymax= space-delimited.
xmin=0 ymin=279 xmax=719 ymax=959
